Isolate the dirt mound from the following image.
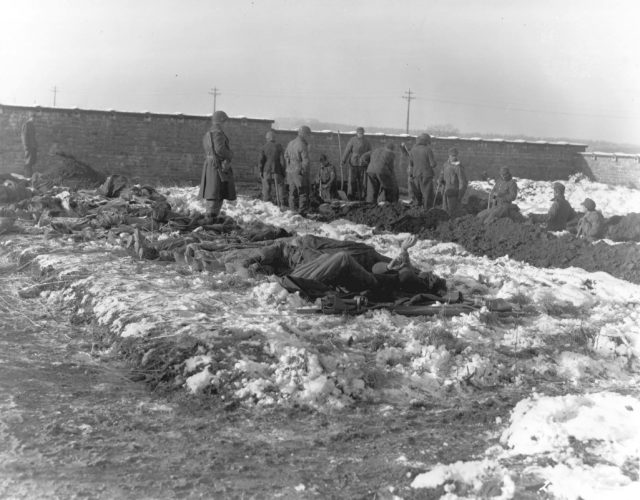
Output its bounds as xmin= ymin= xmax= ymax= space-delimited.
xmin=606 ymin=213 xmax=640 ymax=242
xmin=39 ymin=152 xmax=106 ymax=190
xmin=327 ymin=202 xmax=450 ymax=232
xmin=420 ymin=216 xmax=640 ymax=284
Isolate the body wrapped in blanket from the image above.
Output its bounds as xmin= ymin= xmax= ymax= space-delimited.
xmin=222 ymin=234 xmax=448 ymax=302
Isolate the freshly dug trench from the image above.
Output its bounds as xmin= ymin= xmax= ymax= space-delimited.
xmin=420 ymin=215 xmax=640 ymax=284
xmin=324 ymin=201 xmax=640 ymax=283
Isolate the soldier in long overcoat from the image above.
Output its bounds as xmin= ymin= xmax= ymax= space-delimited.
xmin=341 ymin=127 xmax=371 ymax=201
xmin=285 ymin=125 xmax=312 ymax=214
xmin=21 ymin=113 xmax=38 ymax=177
xmin=438 ymin=148 xmax=468 ymax=215
xmin=199 ymin=110 xmax=236 ymax=222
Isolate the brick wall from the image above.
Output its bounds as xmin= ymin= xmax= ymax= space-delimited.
xmin=1 ymin=104 xmax=588 ymax=188
xmin=0 ymin=104 xmax=273 ymax=184
xmin=275 ymin=129 xmax=587 ymax=189
xmin=578 ymin=152 xmax=640 ymax=188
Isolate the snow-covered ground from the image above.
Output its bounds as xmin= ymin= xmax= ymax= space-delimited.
xmin=470 ymin=174 xmax=640 ymax=217
xmin=3 ymin=175 xmax=639 ymax=499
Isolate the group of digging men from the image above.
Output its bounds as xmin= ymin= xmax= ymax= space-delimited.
xmin=199 ymin=110 xmax=468 ymax=221
xmin=19 ymin=110 xmax=605 ymax=240
xmin=197 ymin=110 xmax=605 ymax=239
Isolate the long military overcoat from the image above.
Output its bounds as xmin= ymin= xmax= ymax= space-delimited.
xmin=199 ymin=125 xmax=236 ymax=201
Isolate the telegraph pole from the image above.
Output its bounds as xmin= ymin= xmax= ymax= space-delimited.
xmin=402 ymin=89 xmax=415 ymax=134
xmin=208 ymin=87 xmax=221 ymax=113
xmin=51 ymin=85 xmax=58 ymax=107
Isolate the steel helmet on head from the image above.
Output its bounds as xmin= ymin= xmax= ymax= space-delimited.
xmin=298 ymin=125 xmax=311 ymax=137
xmin=582 ymin=198 xmax=596 ymax=211
xmin=212 ymin=110 xmax=229 ymax=123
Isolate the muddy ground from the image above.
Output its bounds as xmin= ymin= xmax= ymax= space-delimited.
xmin=325 ymin=202 xmax=640 ymax=284
xmin=0 ymin=259 xmax=554 ymax=499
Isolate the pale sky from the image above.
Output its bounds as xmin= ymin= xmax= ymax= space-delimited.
xmin=1 ymin=0 xmax=639 ymax=143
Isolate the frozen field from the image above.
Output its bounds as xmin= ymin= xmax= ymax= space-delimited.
xmin=1 ymin=175 xmax=639 ymax=498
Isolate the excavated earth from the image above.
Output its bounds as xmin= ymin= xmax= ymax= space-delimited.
xmin=327 ymin=203 xmax=640 ymax=285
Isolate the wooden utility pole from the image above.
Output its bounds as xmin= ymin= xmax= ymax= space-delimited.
xmin=209 ymin=87 xmax=221 ymax=113
xmin=402 ymin=89 xmax=415 ymax=134
xmin=51 ymin=86 xmax=58 ymax=107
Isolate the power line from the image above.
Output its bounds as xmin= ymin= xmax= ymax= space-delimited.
xmin=208 ymin=87 xmax=220 ymax=113
xmin=402 ymin=89 xmax=415 ymax=134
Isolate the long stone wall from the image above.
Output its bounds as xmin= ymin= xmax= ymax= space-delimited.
xmin=0 ymin=104 xmax=273 ymax=184
xmin=579 ymin=152 xmax=640 ymax=188
xmin=1 ymin=104 xmax=588 ymax=188
xmin=274 ymin=129 xmax=587 ymax=190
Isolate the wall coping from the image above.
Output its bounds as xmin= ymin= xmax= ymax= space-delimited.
xmin=276 ymin=127 xmax=587 ymax=148
xmin=580 ymin=151 xmax=640 ymax=159
xmin=1 ymin=103 xmax=587 ymax=149
xmin=0 ymin=103 xmax=274 ymax=124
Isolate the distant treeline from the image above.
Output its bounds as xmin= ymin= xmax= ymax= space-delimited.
xmin=274 ymin=117 xmax=640 ymax=154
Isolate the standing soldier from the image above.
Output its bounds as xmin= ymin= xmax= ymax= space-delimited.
xmin=403 ymin=133 xmax=437 ymax=210
xmin=199 ymin=110 xmax=236 ymax=224
xmin=316 ymin=153 xmax=336 ymax=202
xmin=259 ymin=130 xmax=286 ymax=209
xmin=341 ymin=126 xmax=371 ymax=201
xmin=21 ymin=113 xmax=38 ymax=177
xmin=364 ymin=142 xmax=399 ymax=203
xmin=438 ymin=147 xmax=468 ymax=215
xmin=285 ymin=125 xmax=312 ymax=214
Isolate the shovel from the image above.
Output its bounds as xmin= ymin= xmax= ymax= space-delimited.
xmin=336 ymin=130 xmax=348 ymax=200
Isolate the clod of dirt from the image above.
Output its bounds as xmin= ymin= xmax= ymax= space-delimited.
xmin=606 ymin=213 xmax=640 ymax=242
xmin=38 ymin=152 xmax=106 ymax=190
xmin=328 ymin=202 xmax=451 ymax=232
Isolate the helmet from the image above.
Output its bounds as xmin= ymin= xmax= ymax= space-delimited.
xmin=417 ymin=133 xmax=431 ymax=145
xmin=448 ymin=147 xmax=458 ymax=156
xmin=265 ymin=130 xmax=275 ymax=141
xmin=298 ymin=125 xmax=311 ymax=137
xmin=581 ymin=198 xmax=596 ymax=211
xmin=212 ymin=110 xmax=229 ymax=123
xmin=553 ymin=182 xmax=565 ymax=193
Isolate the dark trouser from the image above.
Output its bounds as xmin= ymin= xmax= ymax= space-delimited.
xmin=24 ymin=149 xmax=37 ymax=177
xmin=443 ymin=188 xmax=460 ymax=215
xmin=348 ymin=164 xmax=366 ymax=200
xmin=287 ymin=171 xmax=310 ymax=213
xmin=291 ymin=252 xmax=378 ymax=292
xmin=319 ymin=182 xmax=333 ymax=202
xmin=366 ymin=171 xmax=399 ymax=203
xmin=262 ymin=173 xmax=285 ymax=207
xmin=205 ymin=199 xmax=224 ymax=218
xmin=409 ymin=174 xmax=435 ymax=210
